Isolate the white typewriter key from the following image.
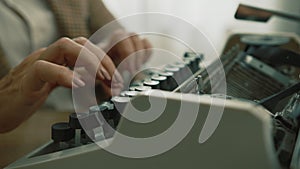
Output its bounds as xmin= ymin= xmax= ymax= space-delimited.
xmin=143 ymin=80 xmax=160 ymax=89
xmin=135 ymin=86 xmax=152 ymax=92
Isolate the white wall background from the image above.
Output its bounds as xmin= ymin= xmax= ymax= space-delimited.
xmin=103 ymin=0 xmax=300 ymax=65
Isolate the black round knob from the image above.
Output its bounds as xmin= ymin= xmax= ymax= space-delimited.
xmin=69 ymin=113 xmax=88 ymax=129
xmin=51 ymin=122 xmax=75 ymax=142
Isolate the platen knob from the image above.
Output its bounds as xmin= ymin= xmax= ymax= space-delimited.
xmin=51 ymin=122 xmax=75 ymax=142
xmin=69 ymin=113 xmax=88 ymax=129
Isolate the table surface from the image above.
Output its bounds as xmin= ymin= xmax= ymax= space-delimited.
xmin=0 ymin=110 xmax=70 ymax=169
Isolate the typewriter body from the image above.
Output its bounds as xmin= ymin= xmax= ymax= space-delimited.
xmin=5 ymin=1 xmax=300 ymax=169
xmin=5 ymin=33 xmax=300 ymax=169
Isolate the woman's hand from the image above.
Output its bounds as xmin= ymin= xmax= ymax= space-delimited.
xmin=0 ymin=37 xmax=122 ymax=132
xmin=105 ymin=30 xmax=153 ymax=75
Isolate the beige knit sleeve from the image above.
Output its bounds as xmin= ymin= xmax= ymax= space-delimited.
xmin=88 ymin=0 xmax=123 ymax=36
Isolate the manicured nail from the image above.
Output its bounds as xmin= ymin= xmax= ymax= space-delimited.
xmin=72 ymin=82 xmax=79 ymax=88
xmin=101 ymin=68 xmax=111 ymax=81
xmin=115 ymin=71 xmax=123 ymax=83
xmin=97 ymin=70 xmax=105 ymax=80
xmin=73 ymin=76 xmax=85 ymax=87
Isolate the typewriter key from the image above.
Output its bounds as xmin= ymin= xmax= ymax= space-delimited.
xmin=143 ymin=80 xmax=160 ymax=89
xmin=135 ymin=86 xmax=152 ymax=92
xmin=151 ymin=75 xmax=167 ymax=90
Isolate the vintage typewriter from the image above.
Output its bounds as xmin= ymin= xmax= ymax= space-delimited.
xmin=5 ymin=2 xmax=300 ymax=169
xmin=5 ymin=33 xmax=300 ymax=169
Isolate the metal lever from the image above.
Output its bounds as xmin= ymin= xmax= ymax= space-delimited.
xmin=258 ymin=82 xmax=300 ymax=113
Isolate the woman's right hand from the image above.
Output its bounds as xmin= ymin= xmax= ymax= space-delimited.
xmin=0 ymin=37 xmax=122 ymax=132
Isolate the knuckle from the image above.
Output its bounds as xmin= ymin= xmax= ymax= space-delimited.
xmin=57 ymin=66 xmax=68 ymax=80
xmin=33 ymin=60 xmax=45 ymax=71
xmin=113 ymin=29 xmax=125 ymax=36
xmin=33 ymin=60 xmax=47 ymax=78
xmin=54 ymin=37 xmax=72 ymax=50
xmin=143 ymin=38 xmax=152 ymax=48
xmin=73 ymin=37 xmax=87 ymax=44
xmin=123 ymin=47 xmax=133 ymax=55
xmin=112 ymin=30 xmax=128 ymax=42
xmin=129 ymin=32 xmax=138 ymax=38
xmin=57 ymin=37 xmax=72 ymax=44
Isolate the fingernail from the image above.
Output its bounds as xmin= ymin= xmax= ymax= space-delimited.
xmin=74 ymin=77 xmax=85 ymax=87
xmin=72 ymin=82 xmax=79 ymax=88
xmin=101 ymin=68 xmax=111 ymax=81
xmin=97 ymin=70 xmax=105 ymax=80
xmin=116 ymin=71 xmax=124 ymax=83
xmin=77 ymin=79 xmax=86 ymax=87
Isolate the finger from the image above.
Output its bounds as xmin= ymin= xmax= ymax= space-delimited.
xmin=109 ymin=29 xmax=129 ymax=47
xmin=74 ymin=67 xmax=104 ymax=86
xmin=120 ymin=39 xmax=136 ymax=74
xmin=129 ymin=33 xmax=145 ymax=70
xmin=112 ymin=82 xmax=124 ymax=88
xmin=72 ymin=75 xmax=86 ymax=88
xmin=72 ymin=37 xmax=88 ymax=47
xmin=100 ymin=67 xmax=111 ymax=81
xmin=76 ymin=38 xmax=124 ymax=83
xmin=40 ymin=37 xmax=103 ymax=80
xmin=113 ymin=69 xmax=123 ymax=84
xmin=74 ymin=37 xmax=120 ymax=82
xmin=110 ymin=31 xmax=137 ymax=74
xmin=26 ymin=60 xmax=85 ymax=91
xmin=142 ymin=38 xmax=153 ymax=63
